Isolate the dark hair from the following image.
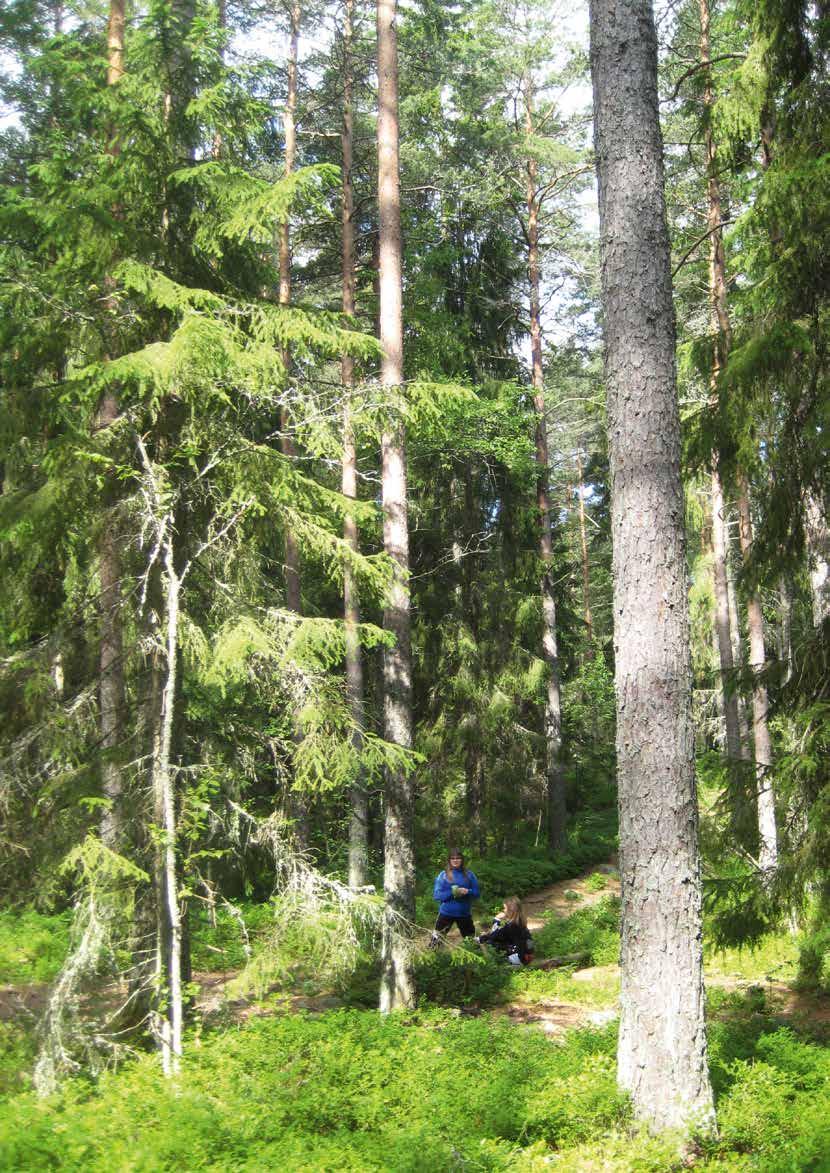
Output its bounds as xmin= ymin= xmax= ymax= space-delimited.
xmin=444 ymin=848 xmax=470 ymax=883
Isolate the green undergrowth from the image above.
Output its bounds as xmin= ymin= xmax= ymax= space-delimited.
xmin=472 ymin=812 xmax=618 ymax=906
xmin=189 ymin=901 xmax=274 ymax=972
xmin=533 ymin=895 xmax=621 ymax=966
xmin=703 ymin=932 xmax=799 ymax=986
xmin=1 ymin=992 xmax=829 ymax=1170
xmin=0 ymin=908 xmax=71 ymax=985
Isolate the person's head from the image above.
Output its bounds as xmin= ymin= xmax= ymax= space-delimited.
xmin=445 ymin=848 xmax=469 ymax=880
xmin=501 ymin=896 xmax=526 ymax=928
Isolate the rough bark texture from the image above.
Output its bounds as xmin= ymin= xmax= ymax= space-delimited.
xmin=341 ymin=0 xmax=369 ymax=890
xmin=589 ymin=0 xmax=715 ymax=1133
xmin=525 ymin=80 xmax=566 ymax=853
xmin=377 ymin=0 xmax=415 ymax=1012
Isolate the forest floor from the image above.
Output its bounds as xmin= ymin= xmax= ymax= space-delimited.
xmin=4 ymin=858 xmax=827 ymax=1045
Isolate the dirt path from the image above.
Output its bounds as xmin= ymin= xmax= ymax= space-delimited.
xmin=521 ymin=859 xmax=620 ymax=931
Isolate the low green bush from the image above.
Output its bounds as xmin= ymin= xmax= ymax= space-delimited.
xmin=0 ymin=1011 xmax=625 ymax=1171
xmin=0 ymin=1021 xmax=37 ymax=1100
xmin=188 ymin=901 xmax=274 ymax=972
xmin=532 ymin=896 xmax=620 ymax=966
xmin=1 ymin=994 xmax=828 ymax=1169
xmin=414 ymin=940 xmax=512 ymax=1006
xmin=0 ymin=908 xmax=70 ymax=984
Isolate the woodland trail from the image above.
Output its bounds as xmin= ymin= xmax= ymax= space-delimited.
xmin=4 ymin=859 xmax=828 ymax=1041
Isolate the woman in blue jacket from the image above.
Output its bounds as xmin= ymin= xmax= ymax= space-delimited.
xmin=430 ymin=848 xmax=480 ymax=943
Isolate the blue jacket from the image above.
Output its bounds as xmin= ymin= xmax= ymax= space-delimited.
xmin=433 ymin=868 xmax=480 ymax=918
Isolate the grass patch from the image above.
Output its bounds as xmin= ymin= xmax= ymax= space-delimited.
xmin=704 ymin=932 xmax=799 ymax=986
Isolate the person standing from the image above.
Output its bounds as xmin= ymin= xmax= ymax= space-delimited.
xmin=430 ymin=849 xmax=480 ymax=943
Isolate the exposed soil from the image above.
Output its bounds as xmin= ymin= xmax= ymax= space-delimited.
xmin=522 ymin=858 xmax=620 ymax=932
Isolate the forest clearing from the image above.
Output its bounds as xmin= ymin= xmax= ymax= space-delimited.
xmin=1 ymin=0 xmax=828 ymax=1165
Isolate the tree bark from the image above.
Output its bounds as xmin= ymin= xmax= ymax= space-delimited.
xmin=589 ymin=0 xmax=715 ymax=1133
xmin=736 ymin=481 xmax=778 ymax=873
xmin=377 ymin=0 xmax=415 ymax=1012
xmin=98 ymin=0 xmax=127 ymax=852
xmin=525 ymin=77 xmax=566 ymax=853
xmin=154 ymin=535 xmax=183 ymax=1076
xmin=710 ymin=465 xmax=743 ymax=760
xmin=341 ymin=0 xmax=369 ymax=890
xmin=576 ymin=451 xmax=594 ymax=650
xmin=698 ymin=0 xmax=743 ymax=766
xmin=805 ymin=490 xmax=830 ymax=627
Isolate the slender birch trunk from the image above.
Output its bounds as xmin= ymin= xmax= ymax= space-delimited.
xmin=341 ymin=0 xmax=369 ymax=889
xmin=805 ymin=491 xmax=830 ymax=626
xmin=524 ymin=77 xmax=566 ymax=853
xmin=576 ymin=451 xmax=594 ymax=650
xmin=155 ymin=535 xmax=183 ymax=1075
xmin=589 ymin=0 xmax=715 ymax=1132
xmin=736 ymin=482 xmax=778 ymax=873
xmin=377 ymin=0 xmax=415 ymax=1012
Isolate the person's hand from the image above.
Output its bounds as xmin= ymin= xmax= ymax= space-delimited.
xmin=456 ymin=886 xmax=469 ymax=896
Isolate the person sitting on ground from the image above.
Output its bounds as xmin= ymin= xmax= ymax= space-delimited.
xmin=430 ymin=848 xmax=480 ymax=945
xmin=478 ymin=896 xmax=534 ymax=965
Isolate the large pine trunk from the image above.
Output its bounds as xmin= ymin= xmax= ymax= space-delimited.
xmin=589 ymin=0 xmax=715 ymax=1132
xmin=377 ymin=0 xmax=415 ymax=1012
xmin=341 ymin=0 xmax=369 ymax=889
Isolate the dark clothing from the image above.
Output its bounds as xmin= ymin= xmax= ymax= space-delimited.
xmin=479 ymin=918 xmax=534 ymax=964
xmin=432 ymin=868 xmax=480 ymax=918
xmin=434 ymin=913 xmax=476 ymax=938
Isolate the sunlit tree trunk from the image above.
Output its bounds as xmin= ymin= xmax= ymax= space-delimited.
xmin=736 ymin=482 xmax=778 ymax=873
xmin=341 ymin=0 xmax=369 ymax=889
xmin=576 ymin=451 xmax=594 ymax=651
xmin=805 ymin=491 xmax=830 ymax=627
xmin=377 ymin=0 xmax=415 ymax=1012
xmin=524 ymin=77 xmax=566 ymax=853
xmin=589 ymin=0 xmax=716 ymax=1133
